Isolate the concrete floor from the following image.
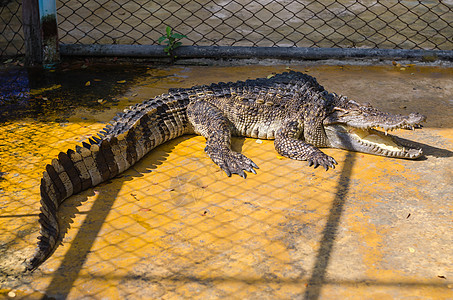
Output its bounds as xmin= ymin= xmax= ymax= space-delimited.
xmin=0 ymin=63 xmax=452 ymax=299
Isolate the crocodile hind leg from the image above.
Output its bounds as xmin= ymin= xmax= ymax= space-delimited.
xmin=275 ymin=120 xmax=337 ymax=170
xmin=187 ymin=100 xmax=259 ymax=178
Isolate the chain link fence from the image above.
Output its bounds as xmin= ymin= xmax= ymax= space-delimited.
xmin=56 ymin=0 xmax=452 ymax=50
xmin=1 ymin=0 xmax=453 ymax=58
xmin=0 ymin=0 xmax=24 ymax=57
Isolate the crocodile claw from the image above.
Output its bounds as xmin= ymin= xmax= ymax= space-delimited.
xmin=205 ymin=146 xmax=259 ymax=178
xmin=308 ymin=153 xmax=337 ymax=171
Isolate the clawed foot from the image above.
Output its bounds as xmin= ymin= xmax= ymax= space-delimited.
xmin=205 ymin=146 xmax=259 ymax=178
xmin=307 ymin=152 xmax=337 ymax=171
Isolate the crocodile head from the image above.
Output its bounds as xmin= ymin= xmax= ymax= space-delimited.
xmin=323 ymin=94 xmax=426 ymax=159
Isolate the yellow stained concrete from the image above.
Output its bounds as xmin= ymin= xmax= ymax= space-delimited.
xmin=0 ymin=65 xmax=452 ymax=299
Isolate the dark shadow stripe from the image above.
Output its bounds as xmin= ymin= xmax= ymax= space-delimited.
xmin=41 ymin=186 xmax=120 ymax=297
xmin=304 ymin=152 xmax=355 ymax=300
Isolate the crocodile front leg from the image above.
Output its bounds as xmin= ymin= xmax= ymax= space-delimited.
xmin=187 ymin=100 xmax=259 ymax=178
xmin=274 ymin=120 xmax=337 ymax=170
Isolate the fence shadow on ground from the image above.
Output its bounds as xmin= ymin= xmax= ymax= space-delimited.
xmin=33 ymin=136 xmax=451 ymax=298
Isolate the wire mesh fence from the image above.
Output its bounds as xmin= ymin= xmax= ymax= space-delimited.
xmin=57 ymin=0 xmax=452 ymax=50
xmin=0 ymin=0 xmax=24 ymax=57
xmin=1 ymin=0 xmax=453 ymax=58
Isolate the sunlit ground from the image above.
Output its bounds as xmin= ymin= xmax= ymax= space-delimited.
xmin=0 ymin=63 xmax=452 ymax=299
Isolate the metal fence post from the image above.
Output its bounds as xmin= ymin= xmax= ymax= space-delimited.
xmin=22 ymin=0 xmax=59 ymax=66
xmin=39 ymin=0 xmax=59 ymax=67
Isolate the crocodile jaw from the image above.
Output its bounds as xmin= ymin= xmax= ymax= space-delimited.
xmin=324 ymin=124 xmax=423 ymax=159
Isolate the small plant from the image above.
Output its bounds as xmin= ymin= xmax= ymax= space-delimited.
xmin=158 ymin=26 xmax=187 ymax=61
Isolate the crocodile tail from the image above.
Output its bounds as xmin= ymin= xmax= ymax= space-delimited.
xmin=26 ymin=140 xmax=118 ymax=271
xmin=26 ymin=93 xmax=190 ymax=271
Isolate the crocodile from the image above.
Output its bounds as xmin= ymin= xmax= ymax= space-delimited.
xmin=27 ymin=71 xmax=425 ymax=271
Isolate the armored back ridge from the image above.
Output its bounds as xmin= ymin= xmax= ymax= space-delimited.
xmin=28 ymin=71 xmax=425 ymax=271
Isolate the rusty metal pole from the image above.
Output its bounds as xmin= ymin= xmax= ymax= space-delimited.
xmin=22 ymin=0 xmax=42 ymax=65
